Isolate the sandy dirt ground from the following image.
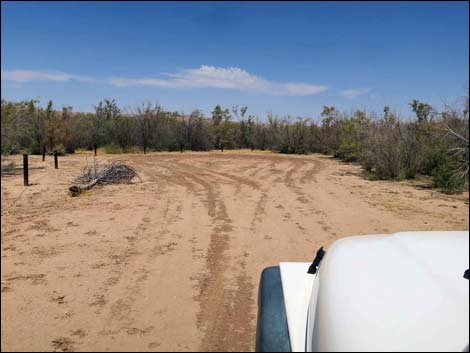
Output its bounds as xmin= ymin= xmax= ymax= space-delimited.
xmin=1 ymin=150 xmax=468 ymax=352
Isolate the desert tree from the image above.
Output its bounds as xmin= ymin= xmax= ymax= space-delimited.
xmin=187 ymin=109 xmax=212 ymax=151
xmin=1 ymin=100 xmax=35 ymax=154
xmin=29 ymin=100 xmax=46 ymax=154
xmin=438 ymin=94 xmax=470 ymax=190
xmin=410 ymin=99 xmax=433 ymax=123
xmin=252 ymin=116 xmax=267 ymax=151
xmin=211 ymin=105 xmax=224 ymax=148
xmin=320 ymin=106 xmax=342 ymax=154
xmin=62 ymin=107 xmax=94 ymax=153
xmin=135 ymin=102 xmax=162 ymax=154
xmin=212 ymin=105 xmax=232 ymax=151
xmin=175 ymin=113 xmax=189 ymax=153
xmin=246 ymin=114 xmax=256 ymax=151
xmin=92 ymin=99 xmax=121 ymax=149
xmin=266 ymin=110 xmax=281 ymax=151
xmin=232 ymin=105 xmax=248 ymax=148
xmin=219 ymin=112 xmax=235 ymax=152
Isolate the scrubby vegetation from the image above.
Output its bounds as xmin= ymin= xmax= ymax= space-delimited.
xmin=1 ymin=161 xmax=16 ymax=175
xmin=1 ymin=94 xmax=468 ymax=192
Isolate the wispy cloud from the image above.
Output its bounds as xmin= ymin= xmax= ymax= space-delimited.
xmin=110 ymin=65 xmax=328 ymax=96
xmin=2 ymin=66 xmax=328 ymax=96
xmin=340 ymin=88 xmax=371 ymax=98
xmin=1 ymin=69 xmax=95 ymax=83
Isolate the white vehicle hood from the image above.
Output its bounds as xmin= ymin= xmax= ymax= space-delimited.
xmin=281 ymin=231 xmax=469 ymax=352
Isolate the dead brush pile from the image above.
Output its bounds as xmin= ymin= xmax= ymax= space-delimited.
xmin=69 ymin=159 xmax=141 ymax=196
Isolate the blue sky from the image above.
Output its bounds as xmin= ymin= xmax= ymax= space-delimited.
xmin=1 ymin=1 xmax=468 ymax=119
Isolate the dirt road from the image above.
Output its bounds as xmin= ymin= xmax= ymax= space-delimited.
xmin=1 ymin=151 xmax=468 ymax=351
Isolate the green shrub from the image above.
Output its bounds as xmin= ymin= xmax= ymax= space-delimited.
xmin=1 ymin=161 xmax=16 ymax=174
xmin=103 ymin=143 xmax=122 ymax=154
xmin=27 ymin=142 xmax=41 ymax=155
xmin=433 ymin=158 xmax=467 ymax=193
xmin=336 ymin=141 xmax=359 ymax=162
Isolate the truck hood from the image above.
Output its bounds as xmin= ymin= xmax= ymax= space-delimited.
xmin=309 ymin=231 xmax=469 ymax=352
xmin=280 ymin=231 xmax=469 ymax=352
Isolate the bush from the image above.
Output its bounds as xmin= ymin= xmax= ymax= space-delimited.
xmin=27 ymin=142 xmax=41 ymax=155
xmin=1 ymin=161 xmax=16 ymax=175
xmin=103 ymin=143 xmax=122 ymax=154
xmin=336 ymin=118 xmax=361 ymax=162
xmin=433 ymin=158 xmax=467 ymax=193
xmin=336 ymin=140 xmax=359 ymax=162
xmin=1 ymin=144 xmax=18 ymax=156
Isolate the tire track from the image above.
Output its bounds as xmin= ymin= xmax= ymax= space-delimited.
xmin=155 ymin=157 xmax=256 ymax=351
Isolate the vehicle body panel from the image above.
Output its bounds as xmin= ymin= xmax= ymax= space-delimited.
xmin=279 ymin=262 xmax=314 ymax=352
xmin=270 ymin=231 xmax=469 ymax=352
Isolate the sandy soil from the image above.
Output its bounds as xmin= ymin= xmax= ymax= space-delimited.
xmin=1 ymin=150 xmax=468 ymax=352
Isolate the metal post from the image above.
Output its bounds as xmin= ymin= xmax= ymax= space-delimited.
xmin=94 ymin=144 xmax=97 ymax=156
xmin=54 ymin=150 xmax=58 ymax=169
xmin=42 ymin=145 xmax=46 ymax=162
xmin=23 ymin=154 xmax=29 ymax=186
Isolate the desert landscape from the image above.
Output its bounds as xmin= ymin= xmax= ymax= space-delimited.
xmin=1 ymin=151 xmax=468 ymax=352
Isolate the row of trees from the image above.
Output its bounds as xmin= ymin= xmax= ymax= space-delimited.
xmin=1 ymin=95 xmax=468 ymax=191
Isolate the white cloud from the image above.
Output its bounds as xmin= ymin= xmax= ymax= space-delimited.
xmin=110 ymin=65 xmax=328 ymax=96
xmin=340 ymin=88 xmax=371 ymax=98
xmin=1 ymin=66 xmax=328 ymax=96
xmin=1 ymin=70 xmax=95 ymax=83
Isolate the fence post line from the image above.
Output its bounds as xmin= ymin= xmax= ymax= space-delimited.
xmin=23 ymin=154 xmax=29 ymax=186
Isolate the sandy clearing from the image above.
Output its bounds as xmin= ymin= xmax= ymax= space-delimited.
xmin=1 ymin=150 xmax=468 ymax=352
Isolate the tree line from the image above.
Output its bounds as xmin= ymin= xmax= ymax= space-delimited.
xmin=1 ymin=94 xmax=468 ymax=192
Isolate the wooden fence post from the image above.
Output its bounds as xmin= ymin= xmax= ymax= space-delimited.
xmin=54 ymin=151 xmax=58 ymax=169
xmin=23 ymin=154 xmax=29 ymax=186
